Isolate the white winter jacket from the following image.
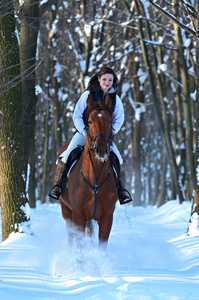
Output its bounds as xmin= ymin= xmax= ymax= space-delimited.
xmin=73 ymin=87 xmax=124 ymax=137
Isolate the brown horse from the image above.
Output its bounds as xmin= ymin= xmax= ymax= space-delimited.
xmin=57 ymin=94 xmax=118 ymax=248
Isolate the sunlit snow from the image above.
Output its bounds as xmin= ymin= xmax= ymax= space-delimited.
xmin=0 ymin=200 xmax=199 ymax=299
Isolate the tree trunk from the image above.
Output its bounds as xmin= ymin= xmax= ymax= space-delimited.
xmin=41 ymin=100 xmax=50 ymax=203
xmin=0 ymin=2 xmax=29 ymax=241
xmin=29 ymin=132 xmax=36 ymax=208
xmin=172 ymin=0 xmax=196 ymax=192
xmin=134 ymin=0 xmax=184 ymax=203
xmin=19 ymin=0 xmax=39 ymax=175
xmin=130 ymin=58 xmax=144 ymax=206
xmin=156 ymin=149 xmax=167 ymax=208
xmin=188 ymin=1 xmax=199 ymax=234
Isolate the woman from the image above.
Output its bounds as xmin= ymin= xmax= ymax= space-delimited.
xmin=49 ymin=67 xmax=132 ymax=204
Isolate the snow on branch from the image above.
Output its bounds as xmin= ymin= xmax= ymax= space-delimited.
xmin=133 ymin=34 xmax=178 ymax=51
xmin=101 ymin=18 xmax=178 ymax=51
xmin=147 ymin=0 xmax=198 ymax=38
xmin=180 ymin=0 xmax=199 ymax=19
xmin=67 ymin=30 xmax=85 ymax=73
xmin=158 ymin=64 xmax=183 ymax=88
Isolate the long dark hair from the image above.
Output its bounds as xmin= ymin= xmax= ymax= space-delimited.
xmin=86 ymin=67 xmax=118 ymax=92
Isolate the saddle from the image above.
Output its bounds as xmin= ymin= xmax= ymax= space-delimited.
xmin=65 ymin=146 xmax=84 ymax=176
xmin=65 ymin=147 xmax=120 ymax=179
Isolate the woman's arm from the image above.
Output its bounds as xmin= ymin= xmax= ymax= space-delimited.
xmin=112 ymin=95 xmax=124 ymax=135
xmin=73 ymin=91 xmax=90 ymax=136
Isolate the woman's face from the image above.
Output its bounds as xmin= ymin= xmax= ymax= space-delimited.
xmin=98 ymin=73 xmax=114 ymax=93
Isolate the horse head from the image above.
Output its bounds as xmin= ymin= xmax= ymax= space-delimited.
xmin=84 ymin=94 xmax=113 ymax=162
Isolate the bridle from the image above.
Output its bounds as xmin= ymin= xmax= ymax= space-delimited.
xmin=85 ymin=107 xmax=113 ymax=151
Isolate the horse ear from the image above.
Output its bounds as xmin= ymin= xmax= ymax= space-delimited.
xmin=87 ymin=95 xmax=93 ymax=107
xmin=105 ymin=94 xmax=112 ymax=108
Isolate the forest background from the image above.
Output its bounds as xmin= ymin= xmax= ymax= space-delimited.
xmin=1 ymin=0 xmax=199 ymax=241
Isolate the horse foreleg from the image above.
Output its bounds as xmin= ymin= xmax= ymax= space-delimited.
xmin=59 ymin=199 xmax=74 ymax=245
xmin=98 ymin=214 xmax=113 ymax=249
xmin=72 ymin=212 xmax=87 ymax=248
xmin=85 ymin=219 xmax=93 ymax=237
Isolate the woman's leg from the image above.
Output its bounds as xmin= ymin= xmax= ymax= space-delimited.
xmin=110 ymin=142 xmax=132 ymax=205
xmin=110 ymin=141 xmax=123 ymax=165
xmin=48 ymin=132 xmax=85 ymax=200
xmin=60 ymin=132 xmax=86 ymax=163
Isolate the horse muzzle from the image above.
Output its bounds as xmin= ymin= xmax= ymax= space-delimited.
xmin=94 ymin=144 xmax=109 ymax=162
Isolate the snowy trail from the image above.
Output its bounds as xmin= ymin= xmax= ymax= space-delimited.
xmin=0 ymin=200 xmax=199 ymax=299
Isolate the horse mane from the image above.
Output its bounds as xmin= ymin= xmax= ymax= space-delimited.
xmin=83 ymin=101 xmax=113 ymax=126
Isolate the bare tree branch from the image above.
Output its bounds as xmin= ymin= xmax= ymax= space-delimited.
xmin=147 ymin=0 xmax=199 ymax=38
xmin=179 ymin=0 xmax=197 ymax=33
xmin=101 ymin=18 xmax=178 ymax=51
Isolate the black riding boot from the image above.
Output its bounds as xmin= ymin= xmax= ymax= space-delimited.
xmin=118 ymin=164 xmax=133 ymax=205
xmin=48 ymin=158 xmax=66 ymax=200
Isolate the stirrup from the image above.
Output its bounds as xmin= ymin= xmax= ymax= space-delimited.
xmin=118 ymin=188 xmax=133 ymax=205
xmin=48 ymin=184 xmax=62 ymax=200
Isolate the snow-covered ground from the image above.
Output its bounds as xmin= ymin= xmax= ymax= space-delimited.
xmin=0 ymin=200 xmax=199 ymax=300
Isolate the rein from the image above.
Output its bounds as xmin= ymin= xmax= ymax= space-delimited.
xmin=80 ymin=150 xmax=110 ymax=219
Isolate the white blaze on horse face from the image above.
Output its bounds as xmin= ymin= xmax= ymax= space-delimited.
xmin=98 ymin=113 xmax=103 ymax=117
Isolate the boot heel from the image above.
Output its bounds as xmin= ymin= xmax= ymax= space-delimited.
xmin=48 ymin=159 xmax=66 ymax=200
xmin=48 ymin=184 xmax=62 ymax=200
xmin=118 ymin=188 xmax=133 ymax=205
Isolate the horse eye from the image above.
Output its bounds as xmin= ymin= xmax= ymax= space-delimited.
xmin=110 ymin=120 xmax=113 ymax=125
xmin=88 ymin=120 xmax=92 ymax=125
